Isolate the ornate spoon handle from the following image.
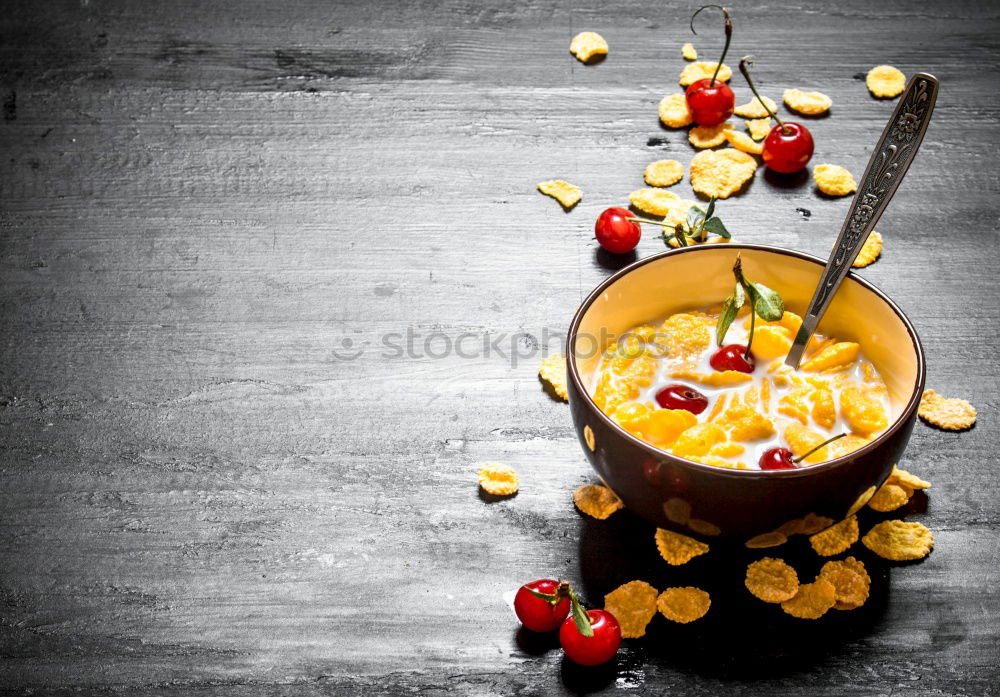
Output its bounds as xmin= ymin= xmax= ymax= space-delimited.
xmin=785 ymin=72 xmax=939 ymax=368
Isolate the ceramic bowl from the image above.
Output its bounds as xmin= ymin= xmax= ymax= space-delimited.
xmin=566 ymin=244 xmax=924 ymax=540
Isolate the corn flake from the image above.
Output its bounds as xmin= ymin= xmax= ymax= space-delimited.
xmin=569 ymin=32 xmax=608 ymax=63
xmin=689 ymin=122 xmax=734 ymax=149
xmin=628 ymin=188 xmax=695 ymax=225
xmin=745 ymin=558 xmax=799 ymax=602
xmin=573 ymin=483 xmax=623 ymax=519
xmin=781 ymin=578 xmax=837 ymax=620
xmin=800 ymin=341 xmax=859 ymax=372
xmin=655 ymin=528 xmax=709 ymax=565
xmin=746 ymin=118 xmax=773 ymax=141
xmin=604 ymin=580 xmax=659 ymax=638
xmin=644 ymin=159 xmax=684 ymax=187
xmin=734 ymin=96 xmax=777 ymax=119
xmin=890 ymin=466 xmax=931 ymax=490
xmin=853 ymin=231 xmax=883 ymax=267
xmin=690 ymin=148 xmax=757 ymax=199
xmin=918 ymin=389 xmax=977 ymax=430
xmin=745 ymin=531 xmax=788 ymax=549
xmin=538 ymin=353 xmax=568 ymax=401
xmin=657 ymin=587 xmax=711 ymax=623
xmin=819 ymin=558 xmax=870 ymax=610
xmin=783 ymin=89 xmax=833 ymax=115
xmin=814 ymin=164 xmax=857 ymax=197
xmin=867 ymin=482 xmax=911 ymax=513
xmin=659 ymin=93 xmax=694 ymax=128
xmin=724 ymin=129 xmax=764 ymax=155
xmin=862 ymin=519 xmax=934 ymax=561
xmin=477 ymin=463 xmax=518 ymax=496
xmin=537 ymin=180 xmax=582 ymax=209
xmin=781 ymin=579 xmax=837 ymax=619
xmin=809 ymin=515 xmax=859 ymax=556
xmin=867 ymin=65 xmax=906 ymax=98
xmin=841 ymin=387 xmax=889 ymax=435
xmin=679 ymin=61 xmax=732 ymax=86
xmin=682 ymin=42 xmax=697 ymax=61
xmin=672 ymin=422 xmax=727 ymax=457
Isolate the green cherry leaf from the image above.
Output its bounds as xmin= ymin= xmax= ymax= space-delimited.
xmin=715 ymin=283 xmax=745 ymax=345
xmin=750 ymin=281 xmax=784 ymax=321
xmin=686 ymin=205 xmax=706 ymax=228
xmin=570 ymin=599 xmax=594 ymax=638
xmin=702 ymin=216 xmax=730 ymax=238
xmin=525 ymin=586 xmax=561 ymax=604
xmin=704 ymin=197 xmax=717 ymax=220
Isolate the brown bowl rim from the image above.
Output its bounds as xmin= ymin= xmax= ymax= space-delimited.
xmin=566 ymin=243 xmax=926 ymax=479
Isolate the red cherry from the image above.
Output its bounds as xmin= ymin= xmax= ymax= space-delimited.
xmin=559 ymin=609 xmax=621 ymax=666
xmin=685 ymin=79 xmax=735 ymax=127
xmin=655 ymin=384 xmax=709 ymax=414
xmin=514 ymin=580 xmax=571 ymax=632
xmin=759 ymin=447 xmax=796 ymax=470
xmin=710 ymin=344 xmax=755 ymax=373
xmin=595 ymin=207 xmax=641 ymax=254
xmin=762 ymin=122 xmax=814 ymax=173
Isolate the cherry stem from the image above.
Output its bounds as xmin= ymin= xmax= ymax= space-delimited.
xmin=792 ymin=433 xmax=848 ymax=463
xmin=738 ymin=56 xmax=789 ymax=134
xmin=690 ymin=5 xmax=732 ymax=86
xmin=732 ymin=255 xmax=755 ymax=359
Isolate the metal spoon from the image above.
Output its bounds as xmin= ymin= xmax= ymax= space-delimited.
xmin=785 ymin=73 xmax=939 ymax=368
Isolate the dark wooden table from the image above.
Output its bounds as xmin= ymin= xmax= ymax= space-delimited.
xmin=2 ymin=1 xmax=998 ymax=694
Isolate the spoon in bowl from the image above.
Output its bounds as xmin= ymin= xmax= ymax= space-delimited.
xmin=785 ymin=73 xmax=939 ymax=368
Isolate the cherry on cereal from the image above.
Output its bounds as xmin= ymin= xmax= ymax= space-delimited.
xmin=655 ymin=384 xmax=710 ymax=414
xmin=710 ymin=343 xmax=755 ymax=373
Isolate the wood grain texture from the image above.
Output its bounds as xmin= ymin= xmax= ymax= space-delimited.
xmin=1 ymin=0 xmax=998 ymax=694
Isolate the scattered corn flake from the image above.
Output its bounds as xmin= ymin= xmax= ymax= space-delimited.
xmin=573 ymin=483 xmax=624 ymax=520
xmin=538 ymin=353 xmax=568 ymax=401
xmin=809 ymin=515 xmax=859 ymax=556
xmin=657 ymin=587 xmax=711 ymax=623
xmin=659 ymin=93 xmax=694 ymax=128
xmin=734 ymin=96 xmax=777 ymax=119
xmin=689 ymin=122 xmax=734 ymax=149
xmin=569 ymin=31 xmax=609 ymax=63
xmin=745 ymin=531 xmax=788 ymax=549
xmin=679 ymin=61 xmax=732 ymax=86
xmin=628 ymin=186 xmax=679 ymax=215
xmin=745 ymin=558 xmax=799 ymax=603
xmin=890 ymin=466 xmax=931 ymax=490
xmin=783 ymin=88 xmax=833 ymax=115
xmin=862 ymin=519 xmax=934 ymax=561
xmin=853 ymin=231 xmax=883 ymax=267
xmin=867 ymin=482 xmax=911 ymax=512
xmin=537 ymin=180 xmax=582 ymax=209
xmin=688 ymin=518 xmax=722 ymax=536
xmin=819 ymin=558 xmax=870 ymax=610
xmin=781 ymin=579 xmax=837 ymax=619
xmin=867 ymin=65 xmax=906 ymax=98
xmin=604 ymin=580 xmax=659 ymax=638
xmin=689 ymin=148 xmax=758 ymax=199
xmin=682 ymin=42 xmax=697 ymax=61
xmin=814 ymin=164 xmax=857 ymax=197
xmin=723 ymin=129 xmax=764 ymax=155
xmin=644 ymin=159 xmax=685 ymax=187
xmin=745 ymin=118 xmax=773 ymax=141
xmin=655 ymin=527 xmax=709 ymax=565
xmin=918 ymin=389 xmax=977 ymax=430
xmin=846 ymin=486 xmax=877 ymax=517
xmin=477 ymin=463 xmax=519 ymax=496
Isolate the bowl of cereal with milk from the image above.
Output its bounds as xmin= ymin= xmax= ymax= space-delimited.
xmin=566 ymin=244 xmax=924 ymax=540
